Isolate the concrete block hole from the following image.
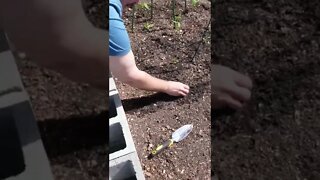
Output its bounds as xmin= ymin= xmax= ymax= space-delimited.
xmin=109 ymin=122 xmax=126 ymax=154
xmin=109 ymin=160 xmax=137 ymax=180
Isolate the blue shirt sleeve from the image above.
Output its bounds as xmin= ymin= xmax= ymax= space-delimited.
xmin=109 ymin=4 xmax=131 ymax=56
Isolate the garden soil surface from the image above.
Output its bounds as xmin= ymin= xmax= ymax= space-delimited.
xmin=213 ymin=0 xmax=320 ymax=179
xmin=114 ymin=0 xmax=211 ymax=179
xmin=14 ymin=1 xmax=108 ymax=179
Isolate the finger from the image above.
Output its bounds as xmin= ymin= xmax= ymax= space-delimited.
xmin=234 ymin=73 xmax=253 ymax=89
xmin=183 ymin=85 xmax=190 ymax=90
xmin=229 ymin=85 xmax=251 ymax=102
xmin=181 ymin=87 xmax=190 ymax=94
xmin=182 ymin=84 xmax=190 ymax=90
xmin=223 ymin=96 xmax=243 ymax=110
xmin=179 ymin=91 xmax=187 ymax=97
xmin=212 ymin=95 xmax=242 ymax=110
xmin=181 ymin=87 xmax=189 ymax=96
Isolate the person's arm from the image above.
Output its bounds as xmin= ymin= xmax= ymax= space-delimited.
xmin=110 ymin=51 xmax=190 ymax=96
xmin=109 ymin=3 xmax=188 ymax=97
xmin=0 ymin=0 xmax=107 ymax=89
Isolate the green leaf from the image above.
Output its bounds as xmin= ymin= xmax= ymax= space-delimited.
xmin=137 ymin=2 xmax=150 ymax=10
xmin=192 ymin=0 xmax=199 ymax=7
xmin=143 ymin=22 xmax=154 ymax=31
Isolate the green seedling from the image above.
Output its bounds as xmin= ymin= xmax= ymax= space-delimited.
xmin=173 ymin=14 xmax=182 ymax=30
xmin=192 ymin=0 xmax=200 ymax=7
xmin=136 ymin=2 xmax=150 ymax=10
xmin=143 ymin=22 xmax=154 ymax=31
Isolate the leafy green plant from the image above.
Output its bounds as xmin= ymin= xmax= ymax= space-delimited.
xmin=191 ymin=0 xmax=200 ymax=7
xmin=173 ymin=14 xmax=182 ymax=30
xmin=143 ymin=22 xmax=154 ymax=31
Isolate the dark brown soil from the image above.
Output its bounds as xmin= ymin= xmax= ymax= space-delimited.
xmin=14 ymin=1 xmax=108 ymax=179
xmin=213 ymin=0 xmax=320 ymax=179
xmin=114 ymin=0 xmax=211 ymax=179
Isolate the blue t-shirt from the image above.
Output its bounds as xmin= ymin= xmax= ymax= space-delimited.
xmin=109 ymin=0 xmax=131 ymax=56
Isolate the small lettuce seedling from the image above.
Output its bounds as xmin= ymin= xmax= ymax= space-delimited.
xmin=136 ymin=2 xmax=150 ymax=10
xmin=173 ymin=14 xmax=182 ymax=30
xmin=192 ymin=0 xmax=200 ymax=7
xmin=143 ymin=22 xmax=154 ymax=31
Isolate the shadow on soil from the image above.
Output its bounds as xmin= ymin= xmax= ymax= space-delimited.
xmin=211 ymin=108 xmax=236 ymax=120
xmin=37 ymin=111 xmax=107 ymax=158
xmin=122 ymin=92 xmax=181 ymax=112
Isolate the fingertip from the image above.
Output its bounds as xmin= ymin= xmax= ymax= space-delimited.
xmin=180 ymin=91 xmax=187 ymax=97
xmin=182 ymin=88 xmax=189 ymax=94
xmin=235 ymin=73 xmax=253 ymax=89
xmin=225 ymin=97 xmax=243 ymax=110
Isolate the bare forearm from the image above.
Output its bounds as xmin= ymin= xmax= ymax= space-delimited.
xmin=110 ymin=51 xmax=189 ymax=96
xmin=126 ymin=70 xmax=168 ymax=93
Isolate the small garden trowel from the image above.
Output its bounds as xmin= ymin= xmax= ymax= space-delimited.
xmin=148 ymin=124 xmax=193 ymax=159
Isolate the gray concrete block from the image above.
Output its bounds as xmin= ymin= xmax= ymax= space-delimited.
xmin=109 ymin=77 xmax=145 ymax=180
xmin=109 ymin=77 xmax=136 ymax=160
xmin=109 ymin=152 xmax=145 ymax=180
xmin=0 ymin=32 xmax=54 ymax=180
xmin=0 ymin=51 xmax=29 ymax=108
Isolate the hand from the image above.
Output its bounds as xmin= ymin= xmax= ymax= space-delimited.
xmin=164 ymin=81 xmax=190 ymax=97
xmin=212 ymin=65 xmax=252 ymax=110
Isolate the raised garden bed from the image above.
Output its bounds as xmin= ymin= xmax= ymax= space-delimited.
xmin=115 ymin=0 xmax=212 ymax=179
